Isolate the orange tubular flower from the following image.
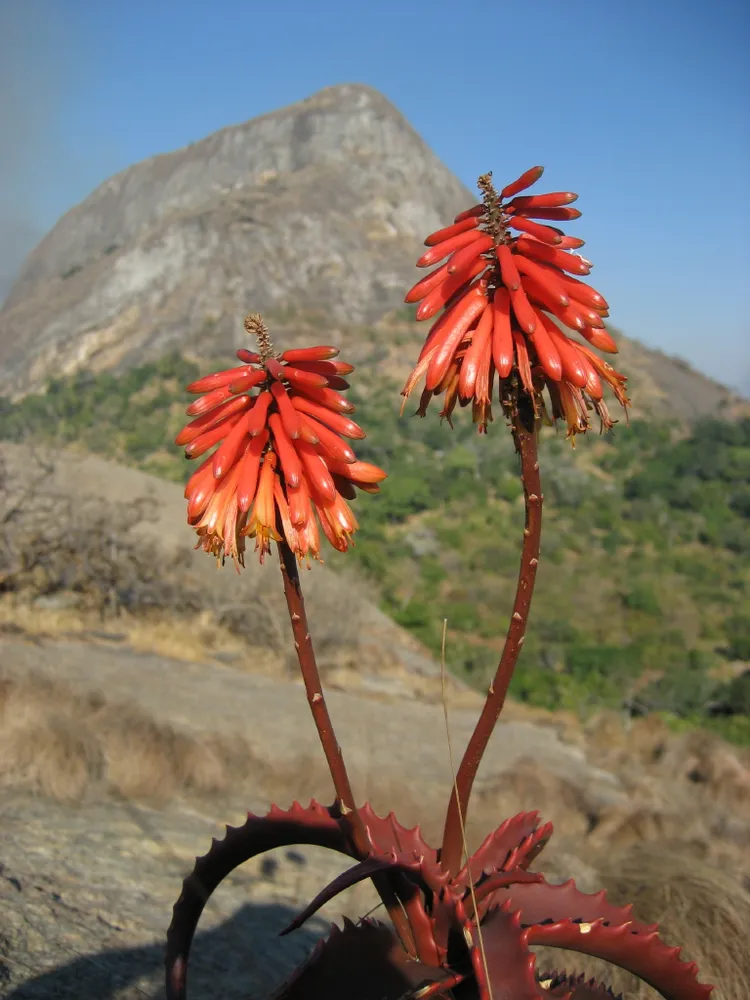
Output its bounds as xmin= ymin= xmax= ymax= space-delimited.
xmin=402 ymin=167 xmax=630 ymax=439
xmin=176 ymin=313 xmax=386 ymax=568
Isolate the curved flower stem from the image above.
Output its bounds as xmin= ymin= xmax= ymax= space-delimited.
xmin=440 ymin=407 xmax=542 ymax=876
xmin=276 ymin=540 xmax=417 ymax=954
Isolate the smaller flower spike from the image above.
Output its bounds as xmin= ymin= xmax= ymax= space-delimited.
xmin=403 ymin=168 xmax=630 ymax=439
xmin=176 ymin=313 xmax=386 ymax=567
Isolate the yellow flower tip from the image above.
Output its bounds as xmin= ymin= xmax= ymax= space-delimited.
xmin=188 ymin=459 xmax=248 ymax=568
xmin=243 ymin=450 xmax=279 ymax=550
xmin=472 ymin=398 xmax=494 ymax=433
xmin=251 ymin=528 xmax=280 ymax=564
xmin=314 ymin=494 xmax=358 ymax=553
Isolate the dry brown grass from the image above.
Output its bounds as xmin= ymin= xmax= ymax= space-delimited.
xmin=0 ymin=668 xmax=351 ymax=809
xmin=533 ymin=843 xmax=750 ymax=999
xmin=3 ymin=665 xmax=748 ymax=870
xmin=0 ymin=671 xmax=260 ymax=804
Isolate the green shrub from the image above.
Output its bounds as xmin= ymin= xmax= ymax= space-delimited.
xmin=724 ymin=614 xmax=750 ymax=660
xmin=622 ymin=582 xmax=661 ymax=615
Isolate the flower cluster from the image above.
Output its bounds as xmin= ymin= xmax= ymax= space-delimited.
xmin=402 ymin=166 xmax=630 ymax=437
xmin=176 ymin=314 xmax=386 ymax=567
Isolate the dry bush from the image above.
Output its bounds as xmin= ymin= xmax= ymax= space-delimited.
xmin=305 ymin=567 xmax=368 ymax=666
xmin=532 ymin=843 xmax=750 ymax=999
xmin=0 ymin=448 xmax=371 ymax=671
xmin=0 ymin=450 xmax=199 ymax=618
xmin=0 ymin=671 xmax=261 ymax=804
xmin=583 ymin=711 xmax=750 ymax=870
xmin=586 ymin=711 xmax=750 ymax=803
xmin=198 ymin=566 xmax=369 ymax=677
xmin=475 ymin=757 xmax=597 ymax=841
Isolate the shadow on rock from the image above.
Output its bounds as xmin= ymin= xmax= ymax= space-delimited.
xmin=4 ymin=901 xmax=327 ymax=1000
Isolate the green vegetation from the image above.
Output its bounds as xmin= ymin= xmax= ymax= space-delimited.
xmin=2 ymin=355 xmax=748 ymax=743
xmin=0 ymin=353 xmax=200 ymax=482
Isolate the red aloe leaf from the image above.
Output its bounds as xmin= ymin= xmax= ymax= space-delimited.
xmin=406 ymin=971 xmax=467 ymax=997
xmin=538 ymin=970 xmax=622 ymax=998
xmin=269 ymin=917 xmax=451 ymax=1000
xmin=464 ymin=868 xmax=545 ymax=919
xmin=165 ymin=800 xmax=355 ymax=1000
xmin=503 ymin=820 xmax=554 ymax=871
xmin=459 ymin=897 xmax=543 ymax=1000
xmin=433 ymin=847 xmax=539 ymax=955
xmin=486 ymin=878 xmax=658 ymax=935
xmin=353 ymin=804 xmax=448 ymax=965
xmin=403 ymin=879 xmax=443 ymax=967
xmin=455 ymin=811 xmax=548 ymax=885
xmin=358 ymin=803 xmax=437 ymax=862
xmin=280 ymin=856 xmax=428 ymax=935
xmin=527 ymin=918 xmax=714 ymax=1000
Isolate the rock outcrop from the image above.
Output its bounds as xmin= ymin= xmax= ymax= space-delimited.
xmin=0 ymin=84 xmax=470 ymax=396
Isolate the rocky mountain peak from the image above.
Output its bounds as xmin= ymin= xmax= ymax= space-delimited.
xmin=0 ymin=83 xmax=471 ymax=396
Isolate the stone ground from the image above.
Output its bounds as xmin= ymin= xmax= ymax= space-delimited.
xmin=1 ymin=790 xmax=352 ymax=1000
xmin=0 ymin=632 xmax=622 ymax=998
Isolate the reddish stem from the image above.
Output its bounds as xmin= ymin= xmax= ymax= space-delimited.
xmin=277 ymin=539 xmax=359 ymax=814
xmin=276 ymin=540 xmax=417 ymax=955
xmin=440 ymin=410 xmax=542 ymax=876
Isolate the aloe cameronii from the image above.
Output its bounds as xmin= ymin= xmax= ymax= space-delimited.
xmin=164 ymin=172 xmax=713 ymax=998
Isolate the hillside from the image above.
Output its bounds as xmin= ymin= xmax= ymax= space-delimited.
xmin=2 ymin=635 xmax=748 ymax=998
xmin=2 ymin=82 xmax=750 ymax=1000
xmin=0 ymin=432 xmax=459 ymax=707
xmin=1 ymin=351 xmax=748 ymax=745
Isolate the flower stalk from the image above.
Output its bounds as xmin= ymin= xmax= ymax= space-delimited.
xmin=441 ymin=397 xmax=542 ymax=876
xmin=277 ymin=518 xmax=415 ymax=954
xmin=276 ymin=538 xmax=358 ymax=816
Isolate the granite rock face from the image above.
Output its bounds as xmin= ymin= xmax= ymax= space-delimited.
xmin=0 ymin=84 xmax=471 ymax=396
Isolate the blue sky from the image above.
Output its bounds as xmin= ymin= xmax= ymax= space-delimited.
xmin=2 ymin=0 xmax=748 ymax=392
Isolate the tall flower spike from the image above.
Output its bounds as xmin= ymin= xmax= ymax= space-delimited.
xmin=403 ymin=167 xmax=630 ymax=438
xmin=176 ymin=313 xmax=386 ymax=568
xmin=401 ymin=170 xmax=631 ymax=875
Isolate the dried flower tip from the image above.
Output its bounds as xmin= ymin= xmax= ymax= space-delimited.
xmin=244 ymin=312 xmax=275 ymax=361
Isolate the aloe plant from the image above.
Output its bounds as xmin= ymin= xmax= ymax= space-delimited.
xmin=164 ymin=167 xmax=713 ymax=998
